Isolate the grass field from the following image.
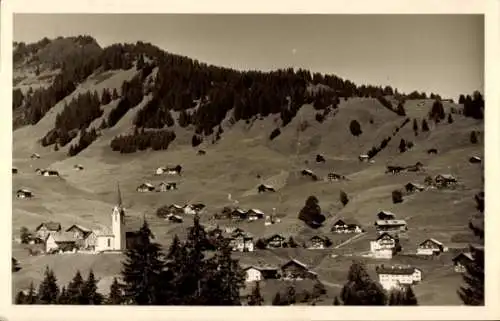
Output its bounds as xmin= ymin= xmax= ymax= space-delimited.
xmin=12 ymin=67 xmax=483 ymax=305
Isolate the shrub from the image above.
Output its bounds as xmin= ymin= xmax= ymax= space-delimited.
xmin=349 ymin=120 xmax=362 ymax=137
xmin=340 ymin=190 xmax=349 ymax=207
xmin=256 ymin=238 xmax=267 ymax=250
xmin=191 ymin=134 xmax=203 ymax=147
xmin=421 ymin=119 xmax=429 ymax=132
xmin=470 ymin=131 xmax=478 ymax=144
xmin=315 ymin=113 xmax=325 ymax=123
xmin=398 ymin=139 xmax=407 ymax=153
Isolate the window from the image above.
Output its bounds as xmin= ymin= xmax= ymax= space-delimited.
xmin=107 ymin=238 xmax=111 ymax=247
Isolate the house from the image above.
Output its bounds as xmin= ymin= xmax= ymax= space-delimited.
xmin=359 ymin=154 xmax=369 ymax=162
xmin=65 ymin=225 xmax=96 ymax=250
xmin=16 ymin=189 xmax=33 ymax=199
xmin=469 ymin=156 xmax=482 ymax=164
xmin=370 ymin=233 xmax=399 ymax=258
xmin=331 ymin=219 xmax=363 ymax=234
xmin=158 ymin=182 xmax=177 ymax=192
xmin=168 ymin=215 xmax=183 ymax=223
xmin=35 ymin=222 xmax=62 ymax=240
xmin=258 ymin=184 xmax=276 ymax=193
xmin=165 ymin=165 xmax=182 ymax=175
xmin=191 ymin=203 xmax=206 ymax=212
xmin=452 ymin=253 xmax=474 ymax=273
xmin=37 ymin=169 xmax=59 ymax=177
xmin=136 ymin=182 xmax=155 ymax=192
xmin=155 ymin=167 xmax=167 ymax=175
xmin=266 ymin=234 xmax=286 ymax=248
xmin=45 ymin=232 xmax=78 ymax=253
xmin=73 ymin=164 xmax=84 ymax=171
xmin=374 ymin=220 xmax=408 ymax=236
xmin=229 ymin=231 xmax=254 ymax=252
xmin=376 ymin=265 xmax=422 ymax=290
xmin=405 ymin=182 xmax=425 ymax=193
xmin=326 ymin=172 xmax=346 ymax=182
xmin=406 ymin=162 xmax=424 ymax=172
xmin=231 ymin=208 xmax=248 ymax=220
xmin=243 ymin=264 xmax=279 ymax=282
xmin=30 ymin=153 xmax=40 ymax=159
xmin=167 ymin=204 xmax=185 ymax=215
xmin=434 ymin=174 xmax=458 ymax=188
xmin=35 ymin=168 xmax=44 ymax=175
xmin=301 ymin=169 xmax=319 ymax=181
xmin=316 ymin=154 xmax=326 ymax=163
xmin=386 ymin=165 xmax=405 ymax=174
xmin=12 ymin=167 xmax=18 ymax=174
xmin=377 ymin=211 xmax=396 ymax=220
xmin=308 ymin=236 xmax=331 ymax=249
xmin=184 ymin=204 xmax=204 ymax=215
xmin=417 ymin=238 xmax=448 ymax=256
xmin=427 ymin=148 xmax=438 ymax=155
xmin=247 ymin=209 xmax=265 ymax=221
xmin=281 ymin=259 xmax=318 ymax=280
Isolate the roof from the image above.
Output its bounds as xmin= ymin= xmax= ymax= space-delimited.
xmin=436 ymin=174 xmax=457 ymax=180
xmin=454 ymin=252 xmax=474 ymax=262
xmin=160 ymin=181 xmax=176 ymax=185
xmin=378 ymin=210 xmax=396 ymax=216
xmin=234 ymin=208 xmax=248 ymax=214
xmin=95 ymin=227 xmax=114 ymax=237
xmin=243 ymin=264 xmax=279 ymax=271
xmin=267 ymin=234 xmax=285 ymax=240
xmin=140 ymin=182 xmax=154 ymax=188
xmin=249 ymin=209 xmax=264 ymax=215
xmin=406 ymin=182 xmax=425 ymax=189
xmin=375 ymin=219 xmax=407 ymax=226
xmin=333 ymin=218 xmax=361 ymax=226
xmin=302 ymin=169 xmax=314 ymax=174
xmin=49 ymin=232 xmax=78 ymax=243
xmin=376 ymin=233 xmax=396 ymax=241
xmin=376 ymin=265 xmax=419 ymax=275
xmin=419 ymin=238 xmax=443 ymax=247
xmin=66 ymin=224 xmax=92 ymax=233
xmin=36 ymin=222 xmax=61 ymax=231
xmin=359 ymin=154 xmax=369 ymax=158
xmin=282 ymin=259 xmax=309 ymax=270
xmin=17 ymin=188 xmax=32 ymax=194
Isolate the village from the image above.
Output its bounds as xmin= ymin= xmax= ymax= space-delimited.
xmin=13 ymin=149 xmax=482 ymax=293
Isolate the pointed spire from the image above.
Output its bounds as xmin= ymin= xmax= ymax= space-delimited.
xmin=116 ymin=182 xmax=122 ymax=208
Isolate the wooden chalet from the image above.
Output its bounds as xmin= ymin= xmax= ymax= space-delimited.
xmin=374 ymin=219 xmax=407 ymax=236
xmin=266 ymin=234 xmax=286 ymax=248
xmin=136 ymin=182 xmax=155 ymax=192
xmin=16 ymin=189 xmax=33 ymax=199
xmin=281 ymin=259 xmax=317 ymax=280
xmin=452 ymin=253 xmax=474 ymax=273
xmin=331 ymin=219 xmax=363 ymax=234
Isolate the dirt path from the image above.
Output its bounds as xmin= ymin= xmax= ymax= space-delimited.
xmin=321 ymin=280 xmax=343 ymax=288
xmin=334 ymin=232 xmax=367 ymax=249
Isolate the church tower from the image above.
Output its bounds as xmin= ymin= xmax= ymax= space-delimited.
xmin=111 ymin=183 xmax=126 ymax=251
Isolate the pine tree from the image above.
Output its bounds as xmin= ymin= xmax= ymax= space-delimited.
xmin=106 ymin=277 xmax=123 ymax=305
xmin=121 ymin=219 xmax=168 ymax=305
xmin=404 ymin=286 xmax=418 ymax=305
xmin=421 ymin=119 xmax=429 ymax=132
xmin=112 ymin=88 xmax=119 ymax=100
xmin=398 ymin=139 xmax=407 ymax=153
xmin=272 ymin=292 xmax=282 ymax=305
xmin=448 ymin=113 xmax=454 ymax=124
xmin=57 ymin=286 xmax=69 ymax=304
xmin=333 ymin=296 xmax=341 ymax=305
xmin=25 ymin=282 xmax=37 ymax=304
xmin=247 ymin=282 xmax=264 ymax=305
xmin=340 ymin=261 xmax=387 ymax=305
xmin=15 ymin=291 xmax=26 ymax=304
xmin=37 ymin=266 xmax=60 ymax=304
xmin=67 ymin=270 xmax=85 ymax=304
xmin=340 ymin=190 xmax=349 ymax=207
xmin=82 ymin=270 xmax=103 ymax=305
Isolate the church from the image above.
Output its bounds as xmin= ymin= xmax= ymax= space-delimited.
xmin=94 ymin=184 xmax=142 ymax=252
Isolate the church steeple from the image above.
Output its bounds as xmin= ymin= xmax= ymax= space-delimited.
xmin=116 ymin=182 xmax=123 ymax=209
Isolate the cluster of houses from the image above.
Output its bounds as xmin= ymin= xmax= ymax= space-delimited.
xmin=242 ymin=259 xmax=318 ymax=283
xmin=16 ymin=188 xmax=34 ymax=199
xmin=35 ymin=168 xmax=60 ymax=177
xmin=155 ymin=165 xmax=182 ymax=176
xmin=160 ymin=203 xmax=207 ymax=223
xmin=137 ymin=181 xmax=178 ymax=192
xmin=214 ymin=206 xmax=281 ymax=226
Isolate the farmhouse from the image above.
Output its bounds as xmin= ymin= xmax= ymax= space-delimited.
xmin=405 ymin=182 xmax=425 ymax=193
xmin=377 ymin=211 xmax=396 ymax=220
xmin=359 ymin=154 xmax=369 ymax=162
xmin=45 ymin=232 xmax=78 ymax=254
xmin=247 ymin=209 xmax=265 ymax=221
xmin=331 ymin=219 xmax=363 ymax=234
xmin=370 ymin=233 xmax=399 ymax=258
xmin=316 ymin=154 xmax=326 ymax=163
xmin=258 ymin=184 xmax=276 ymax=193
xmin=452 ymin=253 xmax=474 ymax=273
xmin=166 ymin=165 xmax=182 ymax=175
xmin=136 ymin=182 xmax=155 ymax=192
xmin=65 ymin=225 xmax=96 ymax=250
xmin=376 ymin=265 xmax=422 ymax=290
xmin=243 ymin=265 xmax=279 ymax=282
xmin=374 ymin=220 xmax=408 ymax=236
xmin=35 ymin=168 xmax=59 ymax=177
xmin=469 ymin=156 xmax=481 ymax=164
xmin=158 ymin=182 xmax=177 ymax=192
xmin=326 ymin=172 xmax=346 ymax=182
xmin=231 ymin=208 xmax=248 ymax=220
xmin=434 ymin=174 xmax=458 ymax=188
xmin=16 ymin=189 xmax=33 ymax=199
xmin=30 ymin=153 xmax=40 ymax=159
xmin=73 ymin=164 xmax=84 ymax=171
xmin=301 ymin=169 xmax=319 ymax=181
xmin=308 ymin=236 xmax=331 ymax=249
xmin=35 ymin=222 xmax=62 ymax=240
xmin=417 ymin=238 xmax=448 ymax=256
xmin=281 ymin=259 xmax=318 ymax=280
xmin=229 ymin=231 xmax=254 ymax=252
xmin=266 ymin=234 xmax=286 ymax=248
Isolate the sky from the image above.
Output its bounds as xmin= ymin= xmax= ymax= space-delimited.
xmin=13 ymin=14 xmax=484 ymax=101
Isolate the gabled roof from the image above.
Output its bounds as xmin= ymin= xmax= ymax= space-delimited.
xmin=267 ymin=234 xmax=285 ymax=241
xmin=333 ymin=218 xmax=361 ymax=227
xmin=66 ymin=224 xmax=92 ymax=233
xmin=436 ymin=174 xmax=457 ymax=181
xmin=281 ymin=259 xmax=316 ymax=274
xmin=17 ymin=188 xmax=32 ymax=194
xmin=248 ymin=208 xmax=265 ymax=215
xmin=419 ymin=238 xmax=443 ymax=247
xmin=376 ymin=265 xmax=419 ymax=275
xmin=378 ymin=210 xmax=396 ymax=217
xmin=139 ymin=182 xmax=154 ymax=188
xmin=453 ymin=252 xmax=474 ymax=262
xmin=405 ymin=182 xmax=425 ymax=189
xmin=243 ymin=264 xmax=279 ymax=271
xmin=376 ymin=232 xmax=396 ymax=241
xmin=36 ymin=222 xmax=61 ymax=231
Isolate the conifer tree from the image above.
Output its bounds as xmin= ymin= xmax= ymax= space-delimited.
xmin=340 ymin=261 xmax=387 ymax=305
xmin=121 ymin=219 xmax=168 ymax=305
xmin=421 ymin=119 xmax=429 ymax=132
xmin=25 ymin=282 xmax=37 ymax=304
xmin=106 ymin=277 xmax=123 ymax=305
xmin=15 ymin=291 xmax=26 ymax=304
xmin=37 ymin=266 xmax=60 ymax=304
xmin=272 ymin=292 xmax=282 ymax=305
xmin=82 ymin=270 xmax=103 ymax=305
xmin=112 ymin=88 xmax=119 ymax=100
xmin=247 ymin=282 xmax=264 ymax=306
xmin=333 ymin=296 xmax=341 ymax=305
xmin=67 ymin=270 xmax=85 ymax=304
xmin=57 ymin=286 xmax=69 ymax=304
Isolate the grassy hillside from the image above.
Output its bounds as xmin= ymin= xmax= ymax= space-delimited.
xmin=11 ymin=40 xmax=484 ymax=305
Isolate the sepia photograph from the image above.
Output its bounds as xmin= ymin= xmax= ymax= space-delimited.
xmin=10 ymin=12 xmax=485 ymax=309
